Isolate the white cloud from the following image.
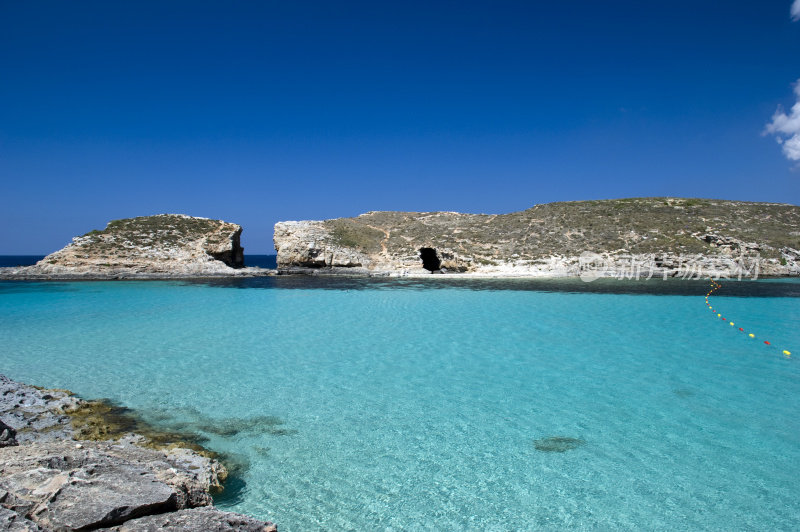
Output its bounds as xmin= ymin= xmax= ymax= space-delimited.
xmin=765 ymin=79 xmax=800 ymax=161
xmin=783 ymin=135 xmax=800 ymax=160
xmin=766 ymin=4 xmax=800 ymax=162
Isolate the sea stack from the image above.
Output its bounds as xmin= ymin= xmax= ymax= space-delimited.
xmin=20 ymin=214 xmax=246 ymax=278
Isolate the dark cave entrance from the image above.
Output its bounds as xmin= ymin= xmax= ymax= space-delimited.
xmin=419 ymin=247 xmax=441 ymax=272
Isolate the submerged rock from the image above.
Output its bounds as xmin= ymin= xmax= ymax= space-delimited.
xmin=195 ymin=415 xmax=297 ymax=438
xmin=533 ymin=436 xmax=586 ymax=453
xmin=142 ymin=408 xmax=297 ymax=440
xmin=67 ymin=399 xmax=217 ymax=458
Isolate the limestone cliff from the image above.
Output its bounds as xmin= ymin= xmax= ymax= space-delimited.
xmin=20 ymin=214 xmax=249 ymax=277
xmin=274 ymin=198 xmax=800 ymax=278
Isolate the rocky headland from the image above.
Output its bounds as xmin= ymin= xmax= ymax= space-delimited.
xmin=273 ymin=197 xmax=800 ymax=278
xmin=0 ymin=215 xmax=273 ymax=280
xmin=3 ymin=198 xmax=799 ymax=280
xmin=0 ymin=374 xmax=277 ymax=531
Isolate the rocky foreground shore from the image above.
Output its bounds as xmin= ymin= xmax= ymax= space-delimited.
xmin=0 ymin=375 xmax=277 ymax=531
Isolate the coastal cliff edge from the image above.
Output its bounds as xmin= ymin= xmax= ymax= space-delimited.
xmin=273 ymin=197 xmax=800 ymax=278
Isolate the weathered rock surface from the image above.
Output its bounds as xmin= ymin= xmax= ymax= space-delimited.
xmin=0 ymin=440 xmax=216 ymax=529
xmin=0 ymin=214 xmax=273 ymax=279
xmin=274 ymin=197 xmax=800 ymax=278
xmin=101 ymin=507 xmax=277 ymax=532
xmin=0 ymin=508 xmax=43 ymax=531
xmin=0 ymin=375 xmax=79 ymax=444
xmin=0 ymin=375 xmax=277 ymax=531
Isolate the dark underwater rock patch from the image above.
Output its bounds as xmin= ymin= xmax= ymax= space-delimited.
xmin=68 ymin=399 xmax=217 ymax=458
xmin=533 ymin=436 xmax=586 ymax=453
xmin=143 ymin=408 xmax=298 ymax=439
xmin=197 ymin=415 xmax=297 ymax=438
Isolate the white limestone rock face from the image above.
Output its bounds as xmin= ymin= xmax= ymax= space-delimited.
xmin=26 ymin=214 xmax=246 ymax=277
xmin=274 ymin=221 xmax=374 ymax=271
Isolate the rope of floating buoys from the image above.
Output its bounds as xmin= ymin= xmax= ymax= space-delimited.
xmin=705 ymin=279 xmax=792 ymax=357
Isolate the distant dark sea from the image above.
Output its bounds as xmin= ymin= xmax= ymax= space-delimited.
xmin=0 ymin=255 xmax=277 ymax=268
xmin=0 ymin=256 xmax=45 ymax=267
xmin=243 ymin=254 xmax=277 ymax=269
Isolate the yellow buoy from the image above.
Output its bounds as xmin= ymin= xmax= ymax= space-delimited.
xmin=717 ymin=313 xmax=721 ymax=317
xmin=729 ymin=322 xmax=734 ymax=326
xmin=749 ymin=333 xmax=755 ymax=338
xmin=784 ymin=350 xmax=792 ymax=356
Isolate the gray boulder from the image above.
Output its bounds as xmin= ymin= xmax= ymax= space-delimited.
xmin=101 ymin=507 xmax=277 ymax=532
xmin=0 ymin=440 xmax=227 ymax=530
xmin=0 ymin=420 xmax=17 ymax=448
xmin=27 ymin=466 xmax=177 ymax=530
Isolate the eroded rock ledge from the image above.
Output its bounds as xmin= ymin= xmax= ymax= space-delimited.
xmin=273 ymin=198 xmax=800 ymax=277
xmin=1 ymin=214 xmax=274 ymax=280
xmin=0 ymin=375 xmax=277 ymax=531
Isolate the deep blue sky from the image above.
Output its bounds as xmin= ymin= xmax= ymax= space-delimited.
xmin=2 ymin=1 xmax=800 ymax=253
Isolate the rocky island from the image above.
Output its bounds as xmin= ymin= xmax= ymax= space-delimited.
xmin=274 ymin=198 xmax=800 ymax=278
xmin=2 ymin=198 xmax=799 ymax=280
xmin=0 ymin=374 xmax=277 ymax=531
xmin=1 ymin=214 xmax=272 ymax=280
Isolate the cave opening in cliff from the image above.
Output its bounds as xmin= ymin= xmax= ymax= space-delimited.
xmin=419 ymin=247 xmax=441 ymax=272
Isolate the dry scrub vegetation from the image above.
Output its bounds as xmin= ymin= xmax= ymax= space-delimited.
xmin=321 ymin=198 xmax=800 ymax=261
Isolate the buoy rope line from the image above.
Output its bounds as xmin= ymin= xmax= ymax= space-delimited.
xmin=706 ymin=279 xmax=792 ymax=357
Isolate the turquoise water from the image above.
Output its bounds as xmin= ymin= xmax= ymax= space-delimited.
xmin=1 ymin=277 xmax=799 ymax=530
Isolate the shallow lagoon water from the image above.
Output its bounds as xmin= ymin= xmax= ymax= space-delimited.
xmin=1 ymin=277 xmax=799 ymax=530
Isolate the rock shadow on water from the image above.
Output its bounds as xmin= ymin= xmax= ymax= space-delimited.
xmin=209 ymin=449 xmax=252 ymax=505
xmin=533 ymin=436 xmax=586 ymax=453
xmin=212 ymin=470 xmax=249 ymax=507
